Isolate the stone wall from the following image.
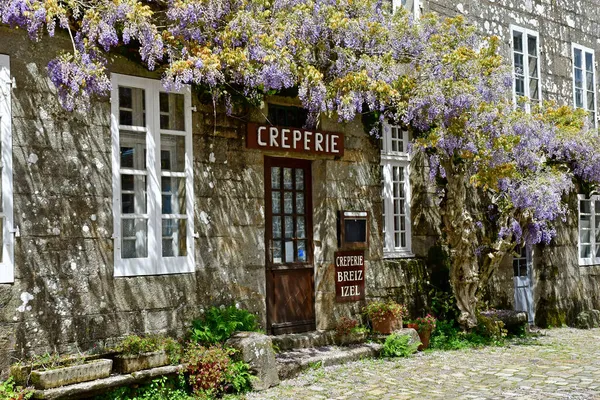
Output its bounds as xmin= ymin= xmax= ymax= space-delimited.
xmin=426 ymin=0 xmax=600 ymax=326
xmin=0 ymin=26 xmax=443 ymax=376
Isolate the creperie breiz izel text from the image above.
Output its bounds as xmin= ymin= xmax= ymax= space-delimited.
xmin=256 ymin=126 xmax=341 ymax=154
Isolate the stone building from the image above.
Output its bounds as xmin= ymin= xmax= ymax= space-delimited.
xmin=0 ymin=0 xmax=597 ymax=377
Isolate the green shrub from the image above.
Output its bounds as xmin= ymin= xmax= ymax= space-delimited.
xmin=117 ymin=335 xmax=182 ymax=364
xmin=190 ymin=305 xmax=259 ymax=345
xmin=380 ymin=334 xmax=418 ymax=358
xmin=429 ymin=318 xmax=507 ymax=351
xmin=0 ymin=377 xmax=32 ymax=400
xmin=183 ymin=343 xmax=254 ymax=398
xmin=94 ymin=375 xmax=192 ymax=400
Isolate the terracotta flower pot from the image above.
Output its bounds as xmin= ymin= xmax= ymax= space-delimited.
xmin=372 ymin=316 xmax=402 ymax=334
xmin=407 ymin=323 xmax=432 ymax=350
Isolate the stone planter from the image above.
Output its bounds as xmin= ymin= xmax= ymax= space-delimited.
xmin=371 ymin=316 xmax=402 ymax=334
xmin=30 ymin=359 xmax=112 ymax=389
xmin=335 ymin=331 xmax=368 ymax=346
xmin=114 ymin=351 xmax=169 ymax=374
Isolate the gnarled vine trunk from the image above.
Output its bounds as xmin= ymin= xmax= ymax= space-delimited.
xmin=441 ymin=163 xmax=480 ymax=329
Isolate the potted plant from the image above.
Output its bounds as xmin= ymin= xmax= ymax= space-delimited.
xmin=11 ymin=352 xmax=112 ymax=390
xmin=407 ymin=314 xmax=437 ymax=350
xmin=363 ymin=300 xmax=407 ymax=334
xmin=334 ymin=317 xmax=368 ymax=345
xmin=113 ymin=335 xmax=182 ymax=374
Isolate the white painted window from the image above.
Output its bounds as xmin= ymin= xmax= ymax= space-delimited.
xmin=392 ymin=0 xmax=420 ymax=17
xmin=0 ymin=55 xmax=14 ymax=283
xmin=572 ymin=43 xmax=597 ymax=127
xmin=111 ymin=74 xmax=194 ymax=277
xmin=381 ymin=123 xmax=412 ymax=258
xmin=578 ymin=194 xmax=600 ymax=266
xmin=511 ymin=25 xmax=541 ymax=112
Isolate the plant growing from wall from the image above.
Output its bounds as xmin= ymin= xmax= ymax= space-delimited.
xmin=117 ymin=334 xmax=182 ymax=364
xmin=4 ymin=0 xmax=600 ymax=330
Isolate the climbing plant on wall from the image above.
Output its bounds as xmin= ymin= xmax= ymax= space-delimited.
xmin=2 ymin=0 xmax=600 ymax=329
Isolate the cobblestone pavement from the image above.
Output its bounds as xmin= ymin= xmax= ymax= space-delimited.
xmin=248 ymin=328 xmax=600 ymax=400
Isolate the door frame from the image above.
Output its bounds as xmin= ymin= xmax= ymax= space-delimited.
xmin=264 ymin=156 xmax=315 ymax=334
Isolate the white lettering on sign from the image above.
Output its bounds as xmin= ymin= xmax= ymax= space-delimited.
xmin=248 ymin=124 xmax=343 ymax=156
xmin=336 ymin=270 xmax=363 ymax=282
xmin=341 ymin=285 xmax=360 ymax=297
xmin=335 ymin=255 xmax=364 ymax=267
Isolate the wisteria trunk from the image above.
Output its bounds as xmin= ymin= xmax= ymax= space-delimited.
xmin=441 ymin=163 xmax=479 ymax=329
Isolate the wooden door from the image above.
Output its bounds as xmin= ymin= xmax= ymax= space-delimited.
xmin=265 ymin=157 xmax=315 ymax=334
xmin=513 ymin=245 xmax=534 ymax=324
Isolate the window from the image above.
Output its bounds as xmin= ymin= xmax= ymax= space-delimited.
xmin=578 ymin=195 xmax=600 ymax=266
xmin=267 ymin=104 xmax=307 ymax=128
xmin=392 ymin=0 xmax=420 ymax=17
xmin=111 ymin=74 xmax=194 ymax=276
xmin=381 ymin=123 xmax=412 ymax=257
xmin=0 ymin=55 xmax=14 ymax=283
xmin=572 ymin=43 xmax=597 ymax=127
xmin=511 ymin=25 xmax=541 ymax=112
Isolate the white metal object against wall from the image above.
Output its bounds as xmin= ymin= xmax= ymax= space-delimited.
xmin=513 ymin=245 xmax=534 ymax=324
xmin=381 ymin=122 xmax=413 ymax=258
xmin=571 ymin=43 xmax=597 ymax=127
xmin=0 ymin=55 xmax=14 ymax=284
xmin=510 ymin=25 xmax=541 ymax=113
xmin=111 ymin=74 xmax=194 ymax=277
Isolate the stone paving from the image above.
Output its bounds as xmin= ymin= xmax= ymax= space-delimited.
xmin=248 ymin=328 xmax=600 ymax=400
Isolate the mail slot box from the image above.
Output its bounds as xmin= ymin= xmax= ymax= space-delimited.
xmin=338 ymin=211 xmax=369 ymax=250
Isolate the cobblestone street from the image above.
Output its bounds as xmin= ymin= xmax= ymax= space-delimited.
xmin=249 ymin=328 xmax=600 ymax=400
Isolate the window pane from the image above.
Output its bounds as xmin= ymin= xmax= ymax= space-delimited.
xmin=284 ymin=192 xmax=293 ymax=214
xmin=586 ymin=70 xmax=594 ymax=91
xmin=514 ymin=53 xmax=524 ymax=74
xmin=272 ymin=191 xmax=281 ymax=214
xmin=283 ymin=168 xmax=293 ymax=189
xmin=272 ymin=240 xmax=282 ymax=263
xmin=272 ymin=216 xmax=281 ymax=239
xmin=161 ymin=177 xmax=186 ymax=214
xmin=119 ymin=87 xmax=145 ymax=127
xmin=515 ymin=77 xmax=525 ymax=96
xmin=296 ymin=193 xmax=304 ymax=214
xmin=122 ymin=218 xmax=148 ymax=258
xmin=271 ymin=167 xmax=280 ymax=189
xmin=121 ymin=175 xmax=146 ymax=214
xmin=161 ymin=135 xmax=186 ymax=172
xmin=580 ymin=229 xmax=591 ymax=243
xmin=575 ymin=89 xmax=584 ymax=108
xmin=529 ymin=78 xmax=539 ymax=100
xmin=574 ymin=48 xmax=582 ymax=68
xmin=580 ymin=214 xmax=591 ymax=229
xmin=528 ymin=56 xmax=538 ymax=78
xmin=120 ymin=131 xmax=146 ymax=170
xmin=297 ymin=240 xmax=307 ymax=262
xmin=588 ymin=92 xmax=595 ymax=112
xmin=513 ymin=31 xmax=523 ymax=52
xmin=581 ymin=200 xmax=591 ymax=214
xmin=159 ymin=92 xmax=185 ymax=131
xmin=575 ymin=68 xmax=583 ymax=88
xmin=295 ymin=169 xmax=304 ymax=190
xmin=162 ymin=218 xmax=187 ymax=257
xmin=586 ymin=52 xmax=593 ymax=72
xmin=527 ymin=35 xmax=537 ymax=56
xmin=284 ymin=216 xmax=293 ymax=238
xmin=297 ymin=216 xmax=305 ymax=239
xmin=581 ymin=244 xmax=591 ymax=258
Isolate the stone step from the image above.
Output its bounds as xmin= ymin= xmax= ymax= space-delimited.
xmin=276 ymin=343 xmax=382 ymax=380
xmin=270 ymin=330 xmax=337 ymax=352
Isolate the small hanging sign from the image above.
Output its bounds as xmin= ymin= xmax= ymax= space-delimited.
xmin=334 ymin=250 xmax=365 ymax=302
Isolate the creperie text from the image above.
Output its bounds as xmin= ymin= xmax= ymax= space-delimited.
xmin=255 ymin=126 xmax=341 ymax=154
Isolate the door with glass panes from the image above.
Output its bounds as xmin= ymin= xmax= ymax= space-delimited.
xmin=513 ymin=245 xmax=534 ymax=324
xmin=265 ymin=157 xmax=315 ymax=334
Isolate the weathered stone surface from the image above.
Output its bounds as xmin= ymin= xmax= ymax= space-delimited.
xmin=271 ymin=331 xmax=337 ymax=352
xmin=113 ymin=351 xmax=169 ymax=374
xmin=30 ymin=359 xmax=112 ymax=389
xmin=226 ymin=331 xmax=280 ymax=391
xmin=575 ymin=310 xmax=600 ymax=329
xmin=480 ymin=310 xmax=528 ymax=334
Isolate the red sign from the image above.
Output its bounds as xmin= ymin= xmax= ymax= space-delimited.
xmin=246 ymin=123 xmax=344 ymax=156
xmin=334 ymin=250 xmax=365 ymax=302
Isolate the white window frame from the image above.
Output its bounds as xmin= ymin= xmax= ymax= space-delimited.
xmin=111 ymin=74 xmax=194 ymax=277
xmin=0 ymin=55 xmax=14 ymax=283
xmin=381 ymin=122 xmax=413 ymax=258
xmin=510 ymin=25 xmax=542 ymax=112
xmin=392 ymin=0 xmax=420 ymax=18
xmin=571 ymin=43 xmax=597 ymax=127
xmin=578 ymin=194 xmax=600 ymax=266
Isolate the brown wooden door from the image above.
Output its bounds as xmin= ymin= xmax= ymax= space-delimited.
xmin=265 ymin=157 xmax=315 ymax=334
